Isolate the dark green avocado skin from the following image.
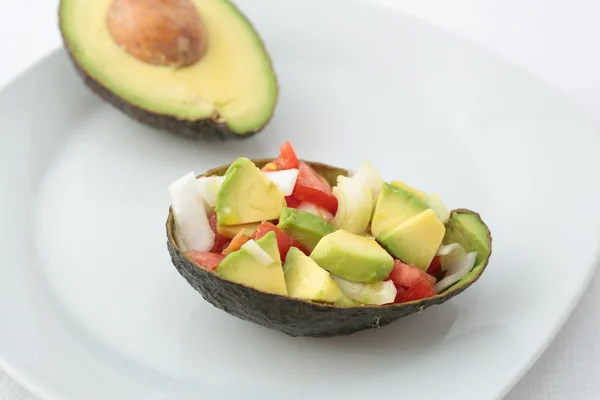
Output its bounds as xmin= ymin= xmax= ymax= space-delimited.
xmin=166 ymin=160 xmax=493 ymax=337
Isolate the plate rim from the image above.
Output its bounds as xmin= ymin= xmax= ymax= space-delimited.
xmin=1 ymin=0 xmax=600 ymax=398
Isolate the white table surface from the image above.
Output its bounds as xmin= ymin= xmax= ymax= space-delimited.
xmin=1 ymin=0 xmax=599 ymax=399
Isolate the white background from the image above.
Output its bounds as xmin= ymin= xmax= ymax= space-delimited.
xmin=0 ymin=0 xmax=599 ymax=399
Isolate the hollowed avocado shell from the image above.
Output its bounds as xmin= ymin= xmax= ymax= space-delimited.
xmin=166 ymin=159 xmax=493 ymax=337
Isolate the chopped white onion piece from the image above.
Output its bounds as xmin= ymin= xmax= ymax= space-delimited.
xmin=169 ymin=172 xmax=215 ymax=252
xmin=173 ymin=224 xmax=188 ymax=252
xmin=436 ymin=243 xmax=466 ymax=268
xmin=296 ymin=201 xmax=334 ymax=222
xmin=196 ymin=175 xmax=226 ymax=212
xmin=331 ymin=175 xmax=372 ymax=234
xmin=241 ymin=240 xmax=274 ymax=266
xmin=434 ymin=242 xmax=478 ymax=292
xmin=263 ymin=168 xmax=299 ymax=196
xmin=351 ymin=161 xmax=384 ymax=198
xmin=425 ymin=193 xmax=450 ymax=223
xmin=331 ymin=275 xmax=397 ymax=305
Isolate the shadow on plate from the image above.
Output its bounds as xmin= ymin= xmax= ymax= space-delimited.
xmin=177 ymin=300 xmax=458 ymax=379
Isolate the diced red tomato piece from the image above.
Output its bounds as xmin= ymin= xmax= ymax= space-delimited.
xmin=209 ymin=212 xmax=218 ymax=232
xmin=285 ymin=195 xmax=301 ymax=208
xmin=273 ymin=141 xmax=299 ymax=170
xmin=316 ymin=172 xmax=332 ymax=189
xmin=255 ymin=221 xmax=307 ymax=260
xmin=393 ymin=284 xmax=406 ymax=302
xmin=394 ymin=278 xmax=436 ymax=303
xmin=211 ymin=237 xmax=230 ymax=253
xmin=426 ymin=256 xmax=443 ymax=277
xmin=388 ymin=260 xmax=436 ymax=288
xmin=292 ymin=161 xmax=338 ymax=215
xmin=261 ymin=141 xmax=299 ymax=171
xmin=184 ymin=250 xmax=226 ymax=270
xmin=209 ymin=212 xmax=230 ymax=253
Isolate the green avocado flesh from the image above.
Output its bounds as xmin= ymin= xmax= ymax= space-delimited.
xmin=59 ymin=0 xmax=278 ymax=136
xmin=442 ymin=210 xmax=492 ymax=286
xmin=216 ymin=231 xmax=287 ymax=295
xmin=310 ymin=230 xmax=394 ymax=283
xmin=216 ymin=158 xmax=285 ymax=225
xmin=283 ymin=247 xmax=344 ymax=303
xmin=378 ymin=209 xmax=446 ymax=270
xmin=277 ymin=207 xmax=336 ymax=252
xmin=445 ymin=212 xmax=490 ymax=256
xmin=371 ymin=183 xmax=429 ymax=237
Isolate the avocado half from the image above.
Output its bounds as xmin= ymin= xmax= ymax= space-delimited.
xmin=58 ymin=0 xmax=278 ymax=140
xmin=166 ymin=160 xmax=493 ymax=337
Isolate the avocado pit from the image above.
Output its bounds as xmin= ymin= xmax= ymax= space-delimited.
xmin=107 ymin=0 xmax=208 ymax=67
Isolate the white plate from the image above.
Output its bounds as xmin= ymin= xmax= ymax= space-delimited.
xmin=1 ymin=0 xmax=600 ymax=399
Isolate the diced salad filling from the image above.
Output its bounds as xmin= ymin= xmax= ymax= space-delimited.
xmin=169 ymin=141 xmax=479 ymax=306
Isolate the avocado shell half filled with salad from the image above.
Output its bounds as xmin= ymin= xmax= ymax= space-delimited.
xmin=166 ymin=141 xmax=493 ymax=337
